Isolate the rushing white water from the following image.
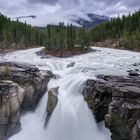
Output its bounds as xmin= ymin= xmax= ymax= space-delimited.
xmin=1 ymin=47 xmax=140 ymax=140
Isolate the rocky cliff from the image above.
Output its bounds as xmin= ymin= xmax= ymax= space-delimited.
xmin=83 ymin=75 xmax=140 ymax=140
xmin=0 ymin=62 xmax=52 ymax=140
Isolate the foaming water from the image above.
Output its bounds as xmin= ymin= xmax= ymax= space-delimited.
xmin=45 ymin=75 xmax=108 ymax=140
xmin=1 ymin=47 xmax=140 ymax=140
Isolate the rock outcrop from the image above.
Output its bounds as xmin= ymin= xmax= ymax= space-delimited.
xmin=0 ymin=62 xmax=51 ymax=109
xmin=0 ymin=81 xmax=24 ymax=140
xmin=47 ymin=87 xmax=59 ymax=116
xmin=83 ymin=78 xmax=112 ymax=122
xmin=45 ymin=87 xmax=59 ymax=126
xmin=83 ymin=75 xmax=140 ymax=140
xmin=0 ymin=62 xmax=52 ymax=140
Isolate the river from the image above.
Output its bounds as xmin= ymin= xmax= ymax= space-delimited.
xmin=1 ymin=47 xmax=140 ymax=140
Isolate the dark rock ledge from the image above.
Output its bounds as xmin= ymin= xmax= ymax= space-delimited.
xmin=0 ymin=62 xmax=53 ymax=140
xmin=83 ymin=75 xmax=140 ymax=140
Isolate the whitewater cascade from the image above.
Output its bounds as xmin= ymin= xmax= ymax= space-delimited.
xmin=1 ymin=47 xmax=140 ymax=140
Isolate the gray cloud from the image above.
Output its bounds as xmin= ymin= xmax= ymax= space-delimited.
xmin=27 ymin=0 xmax=57 ymax=5
xmin=0 ymin=0 xmax=139 ymax=26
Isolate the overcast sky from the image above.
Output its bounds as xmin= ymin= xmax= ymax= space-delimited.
xmin=0 ymin=0 xmax=139 ymax=26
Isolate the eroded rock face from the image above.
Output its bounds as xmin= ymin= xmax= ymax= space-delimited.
xmin=131 ymin=119 xmax=140 ymax=140
xmin=0 ymin=62 xmax=52 ymax=140
xmin=0 ymin=81 xmax=24 ymax=140
xmin=105 ymin=96 xmax=140 ymax=140
xmin=83 ymin=75 xmax=140 ymax=140
xmin=0 ymin=62 xmax=51 ymax=110
xmin=83 ymin=79 xmax=112 ymax=121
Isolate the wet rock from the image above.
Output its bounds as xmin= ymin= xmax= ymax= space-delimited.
xmin=46 ymin=71 xmax=56 ymax=79
xmin=133 ymin=63 xmax=140 ymax=66
xmin=36 ymin=49 xmax=52 ymax=59
xmin=83 ymin=79 xmax=112 ymax=122
xmin=0 ymin=81 xmax=24 ymax=140
xmin=105 ymin=96 xmax=140 ymax=140
xmin=45 ymin=87 xmax=59 ymax=126
xmin=129 ymin=71 xmax=139 ymax=76
xmin=83 ymin=75 xmax=140 ymax=140
xmin=47 ymin=87 xmax=59 ymax=116
xmin=91 ymin=48 xmax=100 ymax=52
xmin=41 ymin=70 xmax=56 ymax=79
xmin=67 ymin=62 xmax=75 ymax=68
xmin=135 ymin=69 xmax=139 ymax=72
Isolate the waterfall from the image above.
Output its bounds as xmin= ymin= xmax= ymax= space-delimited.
xmin=45 ymin=74 xmax=110 ymax=140
xmin=3 ymin=47 xmax=140 ymax=140
xmin=9 ymin=70 xmax=110 ymax=140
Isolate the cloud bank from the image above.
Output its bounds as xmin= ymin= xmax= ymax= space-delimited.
xmin=0 ymin=0 xmax=139 ymax=26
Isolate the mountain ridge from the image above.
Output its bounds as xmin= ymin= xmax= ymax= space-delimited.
xmin=70 ymin=13 xmax=111 ymax=28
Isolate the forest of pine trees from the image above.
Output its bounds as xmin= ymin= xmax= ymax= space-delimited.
xmin=0 ymin=14 xmax=90 ymax=53
xmin=0 ymin=10 xmax=140 ymax=52
xmin=45 ymin=23 xmax=90 ymax=52
xmin=0 ymin=14 xmax=46 ymax=50
xmin=90 ymin=10 xmax=140 ymax=50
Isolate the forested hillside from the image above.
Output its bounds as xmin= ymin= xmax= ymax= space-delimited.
xmin=0 ymin=14 xmax=46 ymax=50
xmin=46 ymin=10 xmax=140 ymax=52
xmin=0 ymin=14 xmax=90 ymax=54
xmin=0 ymin=10 xmax=140 ymax=53
xmin=90 ymin=10 xmax=140 ymax=50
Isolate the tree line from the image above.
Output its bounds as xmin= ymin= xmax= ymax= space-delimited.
xmin=0 ymin=15 xmax=90 ymax=52
xmin=90 ymin=10 xmax=140 ymax=50
xmin=46 ymin=23 xmax=90 ymax=52
xmin=46 ymin=10 xmax=140 ymax=51
xmin=0 ymin=10 xmax=140 ymax=52
xmin=0 ymin=14 xmax=46 ymax=49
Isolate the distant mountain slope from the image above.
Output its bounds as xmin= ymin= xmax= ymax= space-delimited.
xmin=2 ymin=12 xmax=110 ymax=29
xmin=12 ymin=15 xmax=37 ymax=20
xmin=71 ymin=13 xmax=111 ymax=28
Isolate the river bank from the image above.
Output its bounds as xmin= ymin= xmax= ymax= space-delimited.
xmin=0 ymin=46 xmax=41 ymax=55
xmin=93 ymin=39 xmax=140 ymax=52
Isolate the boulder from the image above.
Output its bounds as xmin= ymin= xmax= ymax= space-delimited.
xmin=36 ymin=49 xmax=52 ymax=59
xmin=67 ymin=62 xmax=75 ymax=68
xmin=133 ymin=63 xmax=140 ymax=66
xmin=47 ymin=87 xmax=59 ymax=116
xmin=83 ymin=75 xmax=140 ymax=140
xmin=129 ymin=71 xmax=139 ymax=76
xmin=0 ymin=81 xmax=24 ymax=140
xmin=45 ymin=87 xmax=59 ymax=127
